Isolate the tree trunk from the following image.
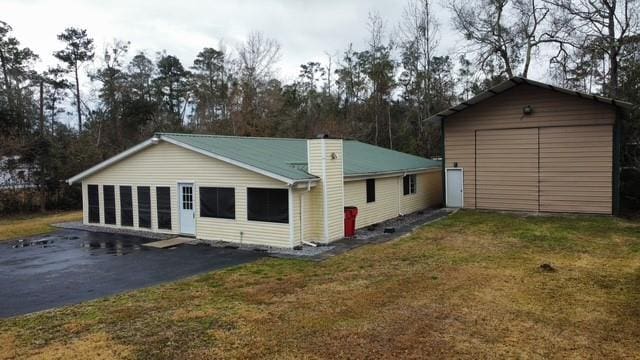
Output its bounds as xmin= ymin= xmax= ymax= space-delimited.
xmin=74 ymin=62 xmax=82 ymax=132
xmin=39 ymin=80 xmax=44 ymax=135
xmin=0 ymin=48 xmax=11 ymax=110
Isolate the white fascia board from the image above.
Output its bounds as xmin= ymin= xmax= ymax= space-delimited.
xmin=67 ymin=138 xmax=156 ymax=184
xmin=343 ymin=167 xmax=441 ymax=182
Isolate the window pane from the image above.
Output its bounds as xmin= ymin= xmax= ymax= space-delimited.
xmin=217 ymin=188 xmax=235 ymax=219
xmin=137 ymin=186 xmax=151 ymax=228
xmin=103 ymin=185 xmax=116 ymax=225
xmin=156 ymin=187 xmax=172 ymax=230
xmin=403 ymin=176 xmax=410 ymax=195
xmin=410 ymin=175 xmax=416 ymax=194
xmin=200 ymin=187 xmax=235 ymax=219
xmin=88 ymin=184 xmax=100 ymax=223
xmin=247 ymin=188 xmax=288 ymax=223
xmin=366 ymin=179 xmax=375 ymax=203
xmin=120 ymin=186 xmax=133 ymax=226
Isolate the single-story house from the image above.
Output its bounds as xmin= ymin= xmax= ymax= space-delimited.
xmin=68 ymin=134 xmax=442 ymax=248
xmin=430 ymin=77 xmax=633 ymax=215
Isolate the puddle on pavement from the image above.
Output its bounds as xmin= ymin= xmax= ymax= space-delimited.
xmin=12 ymin=238 xmax=55 ymax=248
xmin=81 ymin=239 xmax=143 ymax=256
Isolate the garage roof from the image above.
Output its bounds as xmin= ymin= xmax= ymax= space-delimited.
xmin=68 ymin=133 xmax=441 ymax=185
xmin=427 ymin=76 xmax=634 ymax=122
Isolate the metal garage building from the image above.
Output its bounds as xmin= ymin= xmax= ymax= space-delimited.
xmin=431 ymin=77 xmax=633 ymax=215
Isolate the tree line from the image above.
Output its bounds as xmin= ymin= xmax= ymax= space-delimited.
xmin=1 ymin=0 xmax=639 ymax=214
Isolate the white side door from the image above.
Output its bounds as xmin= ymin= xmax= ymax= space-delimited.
xmin=446 ymin=168 xmax=464 ymax=208
xmin=178 ymin=183 xmax=195 ymax=235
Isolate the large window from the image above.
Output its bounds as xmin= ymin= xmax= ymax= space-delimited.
xmin=156 ymin=187 xmax=172 ymax=229
xmin=120 ymin=186 xmax=133 ymax=226
xmin=200 ymin=187 xmax=235 ymax=219
xmin=103 ymin=185 xmax=116 ymax=225
xmin=247 ymin=188 xmax=288 ymax=223
xmin=403 ymin=174 xmax=417 ymax=195
xmin=137 ymin=186 xmax=151 ymax=228
xmin=366 ymin=179 xmax=376 ymax=203
xmin=87 ymin=184 xmax=100 ymax=223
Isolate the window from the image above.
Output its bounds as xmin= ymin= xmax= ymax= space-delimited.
xmin=403 ymin=174 xmax=417 ymax=195
xmin=247 ymin=188 xmax=288 ymax=223
xmin=156 ymin=187 xmax=172 ymax=229
xmin=87 ymin=184 xmax=100 ymax=223
xmin=120 ymin=186 xmax=133 ymax=226
xmin=137 ymin=186 xmax=151 ymax=228
xmin=182 ymin=186 xmax=193 ymax=210
xmin=103 ymin=185 xmax=116 ymax=225
xmin=200 ymin=187 xmax=235 ymax=219
xmin=366 ymin=179 xmax=375 ymax=203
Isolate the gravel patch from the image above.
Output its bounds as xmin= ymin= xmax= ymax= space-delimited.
xmin=198 ymin=239 xmax=335 ymax=257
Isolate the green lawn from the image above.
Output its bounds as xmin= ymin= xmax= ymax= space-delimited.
xmin=0 ymin=211 xmax=82 ymax=242
xmin=1 ymin=210 xmax=639 ymax=359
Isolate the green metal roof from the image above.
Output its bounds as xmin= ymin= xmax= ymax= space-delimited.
xmin=158 ymin=133 xmax=441 ymax=182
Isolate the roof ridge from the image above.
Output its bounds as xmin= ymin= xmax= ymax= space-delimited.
xmin=157 ymin=132 xmax=311 ymax=142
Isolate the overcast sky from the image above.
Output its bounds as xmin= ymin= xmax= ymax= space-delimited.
xmin=1 ymin=0 xmax=464 ymax=81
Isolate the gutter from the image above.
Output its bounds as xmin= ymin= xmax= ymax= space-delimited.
xmin=343 ymin=167 xmax=442 ymax=182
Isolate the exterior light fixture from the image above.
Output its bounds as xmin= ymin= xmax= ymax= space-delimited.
xmin=522 ymin=105 xmax=533 ymax=115
xmin=150 ymin=136 xmax=160 ymax=144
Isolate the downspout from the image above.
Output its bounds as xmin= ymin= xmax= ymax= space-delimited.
xmin=440 ymin=118 xmax=446 ymax=207
xmin=300 ymin=181 xmax=314 ymax=246
xmin=288 ymin=185 xmax=294 ymax=248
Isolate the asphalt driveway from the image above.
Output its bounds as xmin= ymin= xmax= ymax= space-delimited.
xmin=0 ymin=229 xmax=265 ymax=318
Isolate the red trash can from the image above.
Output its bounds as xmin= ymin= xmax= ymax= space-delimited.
xmin=344 ymin=206 xmax=358 ymax=237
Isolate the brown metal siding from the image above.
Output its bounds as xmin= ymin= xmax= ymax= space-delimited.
xmin=476 ymin=128 xmax=539 ymax=211
xmin=539 ymin=126 xmax=612 ymax=214
xmin=444 ymin=83 xmax=615 ymax=214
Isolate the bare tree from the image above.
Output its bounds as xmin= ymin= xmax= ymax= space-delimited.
xmin=451 ymin=0 xmax=520 ymax=77
xmin=399 ymin=0 xmax=440 ymax=122
xmin=544 ymin=0 xmax=640 ymax=97
xmin=236 ymin=31 xmax=281 ymax=85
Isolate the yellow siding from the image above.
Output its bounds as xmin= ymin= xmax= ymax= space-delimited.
xmin=83 ymin=141 xmax=291 ymax=248
xmin=306 ymin=139 xmax=344 ymax=243
xmin=399 ymin=171 xmax=443 ymax=214
xmin=344 ymin=171 xmax=442 ymax=230
xmin=306 ymin=141 xmax=324 ymax=241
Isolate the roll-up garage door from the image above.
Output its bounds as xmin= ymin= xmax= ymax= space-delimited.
xmin=476 ymin=128 xmax=539 ymax=211
xmin=539 ymin=125 xmax=612 ymax=214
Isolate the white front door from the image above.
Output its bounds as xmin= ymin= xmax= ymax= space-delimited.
xmin=446 ymin=168 xmax=464 ymax=208
xmin=179 ymin=183 xmax=195 ymax=235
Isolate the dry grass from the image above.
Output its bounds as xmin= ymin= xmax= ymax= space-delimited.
xmin=0 ymin=211 xmax=82 ymax=241
xmin=1 ymin=210 xmax=639 ymax=359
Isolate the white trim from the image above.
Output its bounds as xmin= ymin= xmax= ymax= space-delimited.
xmin=343 ymin=167 xmax=441 ymax=182
xmin=340 ymin=141 xmax=345 ymax=237
xmin=321 ymin=139 xmax=329 ymax=243
xmin=161 ymin=136 xmax=299 ymax=185
xmin=177 ymin=181 xmax=196 ymax=236
xmin=67 ymin=135 xmax=318 ymax=186
xmin=67 ymin=139 xmax=156 ymax=184
xmin=288 ymin=186 xmax=294 ymax=248
xmin=445 ymin=168 xmax=464 ymax=208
